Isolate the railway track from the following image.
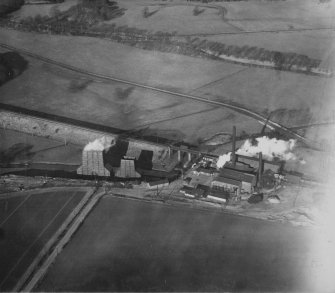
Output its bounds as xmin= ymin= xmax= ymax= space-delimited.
xmin=0 ymin=42 xmax=319 ymax=150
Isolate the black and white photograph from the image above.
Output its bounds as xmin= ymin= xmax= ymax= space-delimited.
xmin=0 ymin=0 xmax=335 ymax=292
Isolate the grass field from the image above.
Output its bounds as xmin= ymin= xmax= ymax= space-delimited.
xmin=10 ymin=0 xmax=80 ymax=20
xmin=0 ymin=129 xmax=82 ymax=165
xmin=111 ymin=0 xmax=334 ymax=34
xmin=0 ymin=33 xmax=263 ymax=144
xmin=37 ymin=196 xmax=317 ymax=292
xmin=113 ymin=0 xmax=334 ymax=65
xmin=0 ymin=187 xmax=87 ymax=291
xmin=0 ymin=1 xmax=334 ymax=144
xmin=193 ymin=67 xmax=335 ymax=126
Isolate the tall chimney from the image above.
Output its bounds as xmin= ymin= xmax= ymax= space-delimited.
xmin=232 ymin=126 xmax=236 ymax=167
xmin=258 ymin=152 xmax=263 ymax=188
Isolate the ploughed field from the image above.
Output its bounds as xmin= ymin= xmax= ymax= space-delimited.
xmin=38 ymin=196 xmax=315 ymax=292
xmin=0 ymin=188 xmax=86 ymax=291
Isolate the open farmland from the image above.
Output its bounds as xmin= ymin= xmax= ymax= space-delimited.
xmin=0 ymin=28 xmax=333 ymax=143
xmin=0 ymin=128 xmax=82 ymax=165
xmin=0 ymin=187 xmax=87 ymax=291
xmin=10 ymin=0 xmax=80 ymax=20
xmin=192 ymin=67 xmax=335 ymax=126
xmin=0 ymin=31 xmax=265 ymax=144
xmin=0 ymin=28 xmax=247 ymax=92
xmin=110 ymin=0 xmax=335 ymax=66
xmin=108 ymin=2 xmax=239 ymax=35
xmin=110 ymin=0 xmax=334 ymax=35
xmin=37 ymin=196 xmax=318 ymax=292
xmin=0 ymin=29 xmax=333 ymax=144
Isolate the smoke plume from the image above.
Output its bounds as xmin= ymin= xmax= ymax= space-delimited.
xmin=236 ymin=136 xmax=297 ymax=161
xmin=216 ymin=152 xmax=232 ymax=168
xmin=84 ymin=136 xmax=114 ymax=152
xmin=216 ymin=136 xmax=297 ymax=168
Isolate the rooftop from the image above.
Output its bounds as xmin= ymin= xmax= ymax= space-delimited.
xmin=220 ymin=168 xmax=256 ymax=184
xmin=212 ymin=176 xmax=242 ymax=187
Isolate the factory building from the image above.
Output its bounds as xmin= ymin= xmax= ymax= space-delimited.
xmin=115 ymin=157 xmax=141 ymax=179
xmin=77 ymin=136 xmax=114 ymax=177
xmin=211 ymin=177 xmax=241 ymax=196
xmin=219 ymin=168 xmax=256 ymax=193
xmin=192 ymin=167 xmax=218 ymax=176
xmin=180 ymin=186 xmax=205 ymax=198
xmin=77 ymin=150 xmax=111 ymax=177
xmin=206 ymin=189 xmax=229 ymax=203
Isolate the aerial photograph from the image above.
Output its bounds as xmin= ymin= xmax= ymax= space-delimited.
xmin=0 ymin=0 xmax=334 ymax=292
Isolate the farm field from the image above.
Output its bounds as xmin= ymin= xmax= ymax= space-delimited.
xmin=109 ymin=2 xmax=239 ymax=35
xmin=0 ymin=129 xmax=82 ymax=165
xmin=110 ymin=0 xmax=334 ymax=34
xmin=110 ymin=0 xmax=335 ymax=65
xmin=0 ymin=187 xmax=87 ymax=291
xmin=0 ymin=28 xmax=246 ymax=93
xmin=10 ymin=0 xmax=80 ymax=20
xmin=193 ymin=67 xmax=335 ymax=126
xmin=0 ymin=34 xmax=264 ymax=145
xmin=0 ymin=28 xmax=333 ymax=145
xmin=37 ymin=196 xmax=318 ymax=292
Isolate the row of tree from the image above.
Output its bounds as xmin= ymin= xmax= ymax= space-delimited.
xmin=0 ymin=15 xmax=324 ymax=75
xmin=192 ymin=39 xmax=321 ymax=70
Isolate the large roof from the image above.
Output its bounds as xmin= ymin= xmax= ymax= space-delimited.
xmin=115 ymin=159 xmax=141 ymax=178
xmin=212 ymin=176 xmax=241 ymax=187
xmin=220 ymin=168 xmax=256 ymax=184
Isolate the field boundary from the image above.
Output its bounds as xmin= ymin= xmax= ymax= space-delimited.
xmin=0 ymin=40 xmax=319 ymax=149
xmin=12 ymin=187 xmax=97 ymax=292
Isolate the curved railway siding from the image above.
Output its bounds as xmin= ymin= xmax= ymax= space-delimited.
xmin=0 ymin=42 xmax=320 ymax=150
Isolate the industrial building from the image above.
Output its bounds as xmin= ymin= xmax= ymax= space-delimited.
xmin=77 ymin=150 xmax=111 ymax=177
xmin=77 ymin=136 xmax=114 ymax=177
xmin=219 ymin=168 xmax=256 ymax=193
xmin=206 ymin=189 xmax=229 ymax=203
xmin=211 ymin=177 xmax=241 ymax=196
xmin=180 ymin=186 xmax=205 ymax=198
xmin=115 ymin=157 xmax=141 ymax=179
xmin=192 ymin=167 xmax=218 ymax=176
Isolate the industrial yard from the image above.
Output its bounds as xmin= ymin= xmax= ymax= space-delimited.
xmin=0 ymin=0 xmax=335 ymax=292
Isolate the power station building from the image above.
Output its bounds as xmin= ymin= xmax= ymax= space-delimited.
xmin=77 ymin=137 xmax=114 ymax=177
xmin=211 ymin=177 xmax=241 ymax=196
xmin=115 ymin=157 xmax=141 ymax=179
xmin=219 ymin=168 xmax=256 ymax=193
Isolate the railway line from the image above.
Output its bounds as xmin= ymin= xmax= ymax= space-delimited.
xmin=0 ymin=42 xmax=319 ymax=150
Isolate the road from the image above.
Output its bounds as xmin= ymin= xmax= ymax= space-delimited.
xmin=289 ymin=121 xmax=335 ymax=130
xmin=0 ymin=42 xmax=319 ymax=149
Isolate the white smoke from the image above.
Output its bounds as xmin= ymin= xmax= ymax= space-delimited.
xmin=216 ymin=136 xmax=298 ymax=169
xmin=216 ymin=152 xmax=231 ymax=168
xmin=84 ymin=136 xmax=114 ymax=152
xmin=236 ymin=136 xmax=297 ymax=161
